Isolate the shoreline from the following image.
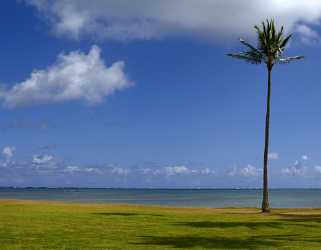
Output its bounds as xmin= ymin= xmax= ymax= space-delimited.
xmin=2 ymin=189 xmax=321 ymax=208
xmin=1 ymin=187 xmax=321 ymax=190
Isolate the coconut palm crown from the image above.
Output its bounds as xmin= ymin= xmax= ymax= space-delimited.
xmin=227 ymin=19 xmax=303 ymax=213
xmin=228 ymin=19 xmax=303 ymax=69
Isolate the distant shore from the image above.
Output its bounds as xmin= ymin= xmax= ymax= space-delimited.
xmin=1 ymin=188 xmax=321 ymax=208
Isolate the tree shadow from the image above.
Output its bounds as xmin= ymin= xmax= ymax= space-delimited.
xmin=131 ymin=211 xmax=321 ymax=249
xmin=279 ymin=214 xmax=321 ymax=223
xmin=174 ymin=221 xmax=284 ymax=230
xmin=133 ymin=235 xmax=281 ymax=249
xmin=91 ymin=212 xmax=163 ymax=217
xmin=134 ymin=232 xmax=321 ymax=249
xmin=254 ymin=234 xmax=321 ymax=245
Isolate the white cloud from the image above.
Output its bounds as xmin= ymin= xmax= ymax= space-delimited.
xmin=268 ymin=152 xmax=279 ymax=160
xmin=63 ymin=166 xmax=102 ymax=174
xmin=25 ymin=0 xmax=321 ymax=42
xmin=314 ymin=166 xmax=321 ymax=173
xmin=111 ymin=167 xmax=131 ymax=176
xmin=240 ymin=165 xmax=259 ymax=177
xmin=139 ymin=166 xmax=215 ymax=176
xmin=2 ymin=146 xmax=15 ymax=160
xmin=164 ymin=165 xmax=190 ymax=176
xmin=282 ymin=160 xmax=306 ymax=176
xmin=227 ymin=165 xmax=260 ymax=177
xmin=63 ymin=165 xmax=81 ymax=173
xmin=84 ymin=167 xmax=102 ymax=174
xmin=32 ymin=154 xmax=54 ymax=165
xmin=227 ymin=167 xmax=238 ymax=177
xmin=302 ymin=155 xmax=309 ymax=161
xmin=1 ymin=46 xmax=131 ymax=107
xmin=200 ymin=168 xmax=216 ymax=175
xmin=139 ymin=168 xmax=153 ymax=175
xmin=296 ymin=24 xmax=320 ymax=44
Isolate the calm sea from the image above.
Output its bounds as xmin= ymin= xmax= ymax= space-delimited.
xmin=0 ymin=188 xmax=321 ymax=208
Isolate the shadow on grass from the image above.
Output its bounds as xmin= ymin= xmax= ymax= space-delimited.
xmin=134 ymin=233 xmax=321 ymax=249
xmin=279 ymin=214 xmax=321 ymax=223
xmin=134 ymin=235 xmax=281 ymax=249
xmin=91 ymin=212 xmax=163 ymax=217
xmin=130 ymin=211 xmax=321 ymax=249
xmin=174 ymin=221 xmax=283 ymax=230
xmin=254 ymin=234 xmax=321 ymax=245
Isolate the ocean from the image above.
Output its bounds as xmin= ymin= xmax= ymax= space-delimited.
xmin=1 ymin=188 xmax=321 ymax=208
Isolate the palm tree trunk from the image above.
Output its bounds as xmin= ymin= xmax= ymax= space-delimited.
xmin=262 ymin=66 xmax=272 ymax=213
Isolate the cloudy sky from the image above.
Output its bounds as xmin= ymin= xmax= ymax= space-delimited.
xmin=1 ymin=0 xmax=321 ymax=187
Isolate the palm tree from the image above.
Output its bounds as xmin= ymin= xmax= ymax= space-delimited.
xmin=227 ymin=19 xmax=303 ymax=212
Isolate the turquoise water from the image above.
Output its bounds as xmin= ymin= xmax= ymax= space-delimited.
xmin=0 ymin=188 xmax=321 ymax=208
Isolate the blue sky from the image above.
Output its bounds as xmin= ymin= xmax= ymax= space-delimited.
xmin=1 ymin=1 xmax=321 ymax=187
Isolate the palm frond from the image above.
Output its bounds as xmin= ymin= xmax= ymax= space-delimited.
xmin=278 ymin=56 xmax=304 ymax=64
xmin=280 ymin=34 xmax=292 ymax=49
xmin=276 ymin=26 xmax=284 ymax=42
xmin=239 ymin=38 xmax=262 ymax=55
xmin=227 ymin=52 xmax=263 ymax=64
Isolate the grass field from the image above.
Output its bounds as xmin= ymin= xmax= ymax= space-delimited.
xmin=1 ymin=200 xmax=321 ymax=249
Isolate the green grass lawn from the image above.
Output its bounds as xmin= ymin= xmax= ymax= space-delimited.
xmin=1 ymin=200 xmax=321 ymax=249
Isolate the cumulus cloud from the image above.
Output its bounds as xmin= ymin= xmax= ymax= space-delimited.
xmin=1 ymin=46 xmax=131 ymax=107
xmin=296 ymin=24 xmax=320 ymax=44
xmin=63 ymin=165 xmax=81 ymax=173
xmin=164 ymin=165 xmax=190 ymax=176
xmin=240 ymin=165 xmax=260 ymax=177
xmin=32 ymin=154 xmax=54 ymax=165
xmin=314 ymin=166 xmax=321 ymax=173
xmin=111 ymin=167 xmax=131 ymax=176
xmin=163 ymin=165 xmax=216 ymax=176
xmin=200 ymin=168 xmax=216 ymax=175
xmin=63 ymin=165 xmax=102 ymax=175
xmin=84 ymin=167 xmax=102 ymax=174
xmin=268 ymin=152 xmax=279 ymax=160
xmin=227 ymin=167 xmax=238 ymax=177
xmin=25 ymin=0 xmax=321 ymax=42
xmin=302 ymin=155 xmax=309 ymax=161
xmin=227 ymin=165 xmax=260 ymax=177
xmin=1 ymin=153 xmax=321 ymax=187
xmin=282 ymin=160 xmax=307 ymax=176
xmin=2 ymin=146 xmax=15 ymax=160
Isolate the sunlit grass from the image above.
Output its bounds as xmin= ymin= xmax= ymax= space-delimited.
xmin=0 ymin=200 xmax=321 ymax=249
